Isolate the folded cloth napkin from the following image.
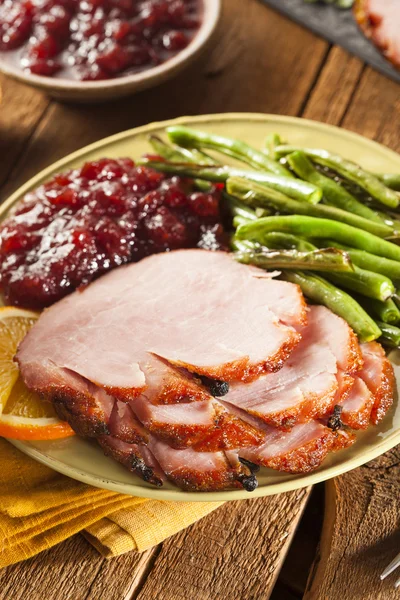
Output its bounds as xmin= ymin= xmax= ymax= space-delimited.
xmin=0 ymin=439 xmax=223 ymax=568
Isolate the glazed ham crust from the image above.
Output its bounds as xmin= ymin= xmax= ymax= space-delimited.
xmin=354 ymin=0 xmax=400 ymax=69
xmin=223 ymin=306 xmax=362 ymax=430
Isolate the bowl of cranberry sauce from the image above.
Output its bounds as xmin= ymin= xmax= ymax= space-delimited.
xmin=0 ymin=0 xmax=220 ymax=101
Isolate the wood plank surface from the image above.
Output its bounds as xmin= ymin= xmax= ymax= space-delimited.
xmin=305 ymin=447 xmax=400 ymax=600
xmin=134 ymin=490 xmax=311 ymax=600
xmin=0 ymin=75 xmax=49 ymax=190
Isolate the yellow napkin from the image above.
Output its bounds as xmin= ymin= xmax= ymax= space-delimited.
xmin=0 ymin=439 xmax=223 ymax=568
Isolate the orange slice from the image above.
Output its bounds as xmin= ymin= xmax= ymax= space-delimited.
xmin=0 ymin=306 xmax=75 ymax=440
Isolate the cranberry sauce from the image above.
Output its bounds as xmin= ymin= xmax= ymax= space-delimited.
xmin=0 ymin=158 xmax=226 ymax=309
xmin=0 ymin=1 xmax=202 ymax=81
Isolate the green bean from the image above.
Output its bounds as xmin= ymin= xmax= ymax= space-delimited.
xmin=357 ymin=297 xmax=400 ymax=325
xmin=317 ymin=239 xmax=400 ymax=282
xmin=263 ymin=133 xmax=283 ymax=159
xmin=148 ymin=135 xmax=215 ymax=165
xmin=227 ymin=177 xmax=394 ymax=237
xmin=236 ymin=215 xmax=400 ymax=261
xmin=283 ymin=271 xmax=381 ymax=342
xmin=374 ymin=210 xmax=400 ymax=231
xmin=147 ymin=136 xmax=213 ymax=192
xmin=231 ymin=238 xmax=254 ymax=253
xmin=376 ymin=173 xmax=400 ymax=191
xmin=166 ymin=126 xmax=292 ymax=177
xmin=255 ymin=207 xmax=271 ymax=218
xmin=223 ymin=193 xmax=257 ymax=221
xmin=325 ymin=267 xmax=395 ymax=302
xmin=376 ymin=322 xmax=400 ymax=347
xmin=261 ymin=232 xmax=316 ymax=252
xmin=286 ymin=151 xmax=385 ymax=223
xmin=233 ymin=215 xmax=252 ymax=229
xmin=236 ymin=247 xmax=353 ymax=272
xmin=275 ymin=145 xmax=400 ymax=208
xmin=140 ymin=159 xmax=322 ymax=203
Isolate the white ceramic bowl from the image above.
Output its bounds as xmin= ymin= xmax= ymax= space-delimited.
xmin=0 ymin=0 xmax=221 ymax=102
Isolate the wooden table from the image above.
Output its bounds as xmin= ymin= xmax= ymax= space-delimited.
xmin=1 ymin=1 xmax=400 ymax=598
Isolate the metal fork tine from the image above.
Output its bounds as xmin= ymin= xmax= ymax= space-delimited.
xmin=395 ymin=577 xmax=400 ymax=589
xmin=381 ymin=552 xmax=400 ymax=580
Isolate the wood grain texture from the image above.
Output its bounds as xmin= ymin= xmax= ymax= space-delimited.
xmin=302 ymin=46 xmax=364 ymax=124
xmin=134 ymin=489 xmax=311 ymax=600
xmin=279 ymin=487 xmax=324 ymax=596
xmin=0 ymin=75 xmax=49 ymax=190
xmin=305 ymin=447 xmax=400 ymax=600
xmin=0 ymin=532 xmax=159 ymax=600
xmin=341 ymin=66 xmax=400 ymax=151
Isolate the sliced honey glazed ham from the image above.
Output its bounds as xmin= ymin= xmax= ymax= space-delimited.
xmin=354 ymin=0 xmax=400 ymax=69
xmin=17 ymin=250 xmax=304 ymax=403
xmin=15 ymin=250 xmax=395 ymax=492
xmin=147 ymin=438 xmax=254 ymax=492
xmin=222 ymin=306 xmax=359 ymax=429
xmin=98 ymin=436 xmax=165 ymax=488
xmin=240 ymin=421 xmax=352 ymax=474
xmin=358 ymin=342 xmax=394 ymax=425
xmin=341 ymin=377 xmax=374 ymax=430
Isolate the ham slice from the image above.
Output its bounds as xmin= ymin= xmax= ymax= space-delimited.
xmin=240 ymin=421 xmax=353 ymax=474
xmin=358 ymin=342 xmax=394 ymax=424
xmin=329 ymin=342 xmax=394 ymax=429
xmin=341 ymin=377 xmax=374 ymax=430
xmin=147 ymin=438 xmax=256 ymax=491
xmin=38 ymin=365 xmax=115 ymax=438
xmin=108 ymin=401 xmax=149 ymax=444
xmin=17 ymin=250 xmax=304 ymax=405
xmin=131 ymin=395 xmax=264 ymax=450
xmin=98 ymin=436 xmax=165 ymax=487
xmin=222 ymin=305 xmax=360 ymax=428
xmin=354 ymin=0 xmax=400 ymax=69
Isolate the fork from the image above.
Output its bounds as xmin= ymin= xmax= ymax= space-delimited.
xmin=381 ymin=552 xmax=400 ymax=588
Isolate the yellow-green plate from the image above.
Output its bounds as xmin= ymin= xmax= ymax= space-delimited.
xmin=4 ymin=113 xmax=400 ymax=501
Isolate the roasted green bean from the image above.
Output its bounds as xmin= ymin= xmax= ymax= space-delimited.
xmin=275 ymin=145 xmax=400 ymax=208
xmin=167 ymin=126 xmax=292 ymax=177
xmin=376 ymin=173 xmax=400 ymax=191
xmin=283 ymin=271 xmax=382 ymax=342
xmin=325 ymin=268 xmax=395 ymax=302
xmin=261 ymin=232 xmax=316 ymax=252
xmin=376 ymin=322 xmax=400 ymax=347
xmin=358 ymin=297 xmax=400 ymax=325
xmin=236 ymin=215 xmax=400 ymax=261
xmin=263 ymin=133 xmax=283 ymax=160
xmin=140 ymin=159 xmax=322 ymax=203
xmin=227 ymin=177 xmax=394 ymax=237
xmin=287 ymin=151 xmax=385 ymax=223
xmin=236 ymin=247 xmax=353 ymax=272
xmin=148 ymin=135 xmax=215 ymax=165
xmin=317 ymin=239 xmax=400 ymax=282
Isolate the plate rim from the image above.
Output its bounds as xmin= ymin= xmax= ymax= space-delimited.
xmin=4 ymin=112 xmax=400 ymax=502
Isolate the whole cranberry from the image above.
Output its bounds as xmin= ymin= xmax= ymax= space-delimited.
xmin=189 ymin=192 xmax=220 ymax=218
xmin=144 ymin=205 xmax=189 ymax=247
